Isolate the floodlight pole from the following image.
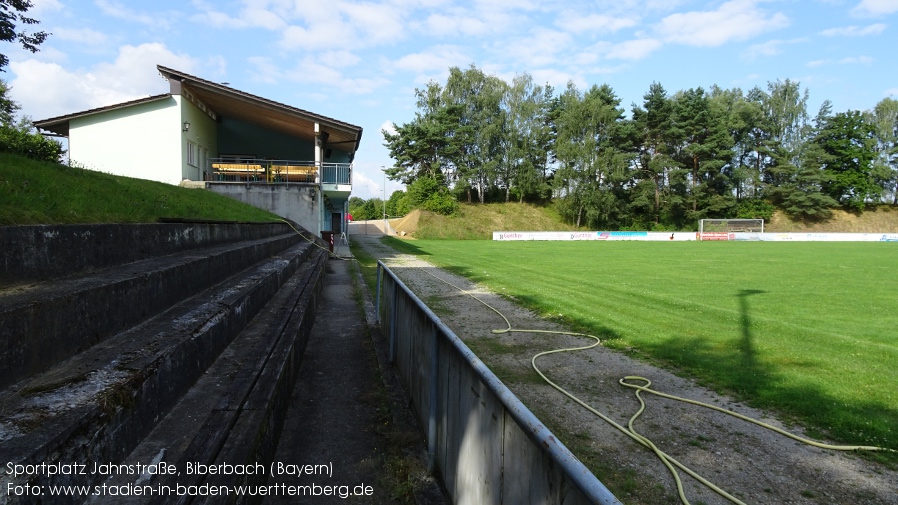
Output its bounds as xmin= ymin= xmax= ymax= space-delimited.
xmin=381 ymin=166 xmax=387 ymax=232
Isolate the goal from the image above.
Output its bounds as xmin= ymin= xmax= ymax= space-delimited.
xmin=698 ymin=219 xmax=764 ymax=234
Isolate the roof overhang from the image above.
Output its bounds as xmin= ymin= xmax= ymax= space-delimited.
xmin=33 ymin=65 xmax=364 ymax=154
xmin=156 ymin=65 xmax=363 ymax=153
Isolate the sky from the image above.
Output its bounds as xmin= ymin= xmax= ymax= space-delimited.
xmin=6 ymin=0 xmax=898 ymax=199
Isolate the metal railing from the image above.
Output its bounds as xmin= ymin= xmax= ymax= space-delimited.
xmin=321 ymin=163 xmax=351 ymax=185
xmin=376 ymin=261 xmax=623 ymax=505
xmin=208 ymin=158 xmax=352 ymax=185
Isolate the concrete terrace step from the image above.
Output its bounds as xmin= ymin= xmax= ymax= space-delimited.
xmin=0 ymin=232 xmax=301 ymax=389
xmin=0 ymin=231 xmax=329 ymax=503
xmin=0 ymin=222 xmax=297 ymax=287
xmin=93 ymin=250 xmax=327 ymax=505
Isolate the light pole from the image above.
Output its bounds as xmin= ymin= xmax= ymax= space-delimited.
xmin=381 ymin=167 xmax=387 ymax=232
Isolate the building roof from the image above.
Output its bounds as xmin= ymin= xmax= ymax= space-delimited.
xmin=33 ymin=94 xmax=173 ymax=136
xmin=34 ymin=65 xmax=364 ymax=153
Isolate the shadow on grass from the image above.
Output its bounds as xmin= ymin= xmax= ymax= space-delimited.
xmin=381 ymin=236 xmax=432 ymax=256
xmin=639 ymin=288 xmax=898 ymax=457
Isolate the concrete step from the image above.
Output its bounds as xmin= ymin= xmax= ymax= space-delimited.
xmin=0 ymin=232 xmax=301 ymax=389
xmin=0 ymin=222 xmax=297 ymax=287
xmin=0 ymin=239 xmax=328 ymax=503
xmin=90 ymin=250 xmax=328 ymax=505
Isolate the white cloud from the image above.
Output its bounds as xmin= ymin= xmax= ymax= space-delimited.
xmin=820 ymin=23 xmax=887 ymax=36
xmin=340 ymin=2 xmax=406 ymax=45
xmin=191 ymin=0 xmax=288 ymax=30
xmin=851 ymin=0 xmax=898 ymax=17
xmin=279 ymin=22 xmax=354 ymax=51
xmin=380 ymin=120 xmax=397 ymax=137
xmin=743 ymin=38 xmax=806 ymax=60
xmin=31 ymin=0 xmax=64 ymax=15
xmin=247 ymin=56 xmax=280 ymax=84
xmin=94 ymin=0 xmax=173 ymax=27
xmin=839 ymin=55 xmax=874 ymax=64
xmin=394 ymin=45 xmax=470 ymax=75
xmin=503 ymin=28 xmax=573 ymax=67
xmin=52 ymin=27 xmax=109 ymax=46
xmin=348 ymin=169 xmax=384 ymax=200
xmin=271 ymin=56 xmax=389 ymax=95
xmin=606 ymin=38 xmax=663 ymax=60
xmin=418 ymin=12 xmax=492 ymax=37
xmin=556 ymin=11 xmax=639 ymax=34
xmin=654 ymin=0 xmax=790 ymax=47
xmin=277 ymin=1 xmax=406 ymax=51
xmin=528 ymin=68 xmax=586 ymax=91
xmin=806 ymin=55 xmax=875 ymax=67
xmin=319 ymin=50 xmax=362 ymax=68
xmin=10 ymin=43 xmax=199 ymax=120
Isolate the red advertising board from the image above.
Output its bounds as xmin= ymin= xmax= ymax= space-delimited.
xmin=699 ymin=232 xmax=734 ymax=241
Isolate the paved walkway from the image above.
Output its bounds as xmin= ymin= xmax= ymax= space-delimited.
xmin=266 ymin=244 xmax=446 ymax=504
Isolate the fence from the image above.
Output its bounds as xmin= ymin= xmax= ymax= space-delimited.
xmin=376 ymin=261 xmax=622 ymax=505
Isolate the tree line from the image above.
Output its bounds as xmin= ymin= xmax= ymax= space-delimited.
xmin=0 ymin=0 xmax=63 ymax=163
xmin=382 ymin=65 xmax=898 ymax=230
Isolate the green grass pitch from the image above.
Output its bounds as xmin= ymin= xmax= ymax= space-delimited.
xmin=385 ymin=238 xmax=898 ymax=455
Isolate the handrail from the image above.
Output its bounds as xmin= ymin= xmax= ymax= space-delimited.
xmin=377 ymin=261 xmax=623 ymax=505
xmin=207 ymin=158 xmax=351 ymax=185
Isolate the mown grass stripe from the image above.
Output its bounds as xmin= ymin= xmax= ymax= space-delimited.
xmin=386 ymin=237 xmax=898 ymax=454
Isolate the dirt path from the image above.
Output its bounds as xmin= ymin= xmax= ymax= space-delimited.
xmin=351 ymin=233 xmax=898 ymax=505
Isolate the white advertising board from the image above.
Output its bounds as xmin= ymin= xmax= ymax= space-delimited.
xmin=493 ymin=231 xmax=898 ymax=242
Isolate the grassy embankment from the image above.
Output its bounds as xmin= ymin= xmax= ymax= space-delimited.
xmin=392 ymin=201 xmax=898 ymax=239
xmin=0 ymin=152 xmax=278 ymax=225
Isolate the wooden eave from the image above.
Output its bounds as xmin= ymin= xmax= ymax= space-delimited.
xmin=156 ymin=65 xmax=363 ymax=153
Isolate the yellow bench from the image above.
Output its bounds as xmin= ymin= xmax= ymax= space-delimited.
xmin=211 ymin=163 xmax=263 ymax=171
xmin=269 ymin=165 xmax=318 ymax=182
xmin=212 ymin=163 xmax=264 ymax=181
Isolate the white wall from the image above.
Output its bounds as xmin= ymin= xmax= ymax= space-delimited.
xmin=179 ymin=97 xmax=218 ymax=181
xmin=69 ymin=97 xmax=182 ymax=184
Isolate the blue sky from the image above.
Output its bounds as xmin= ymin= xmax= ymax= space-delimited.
xmin=7 ymin=0 xmax=898 ymax=199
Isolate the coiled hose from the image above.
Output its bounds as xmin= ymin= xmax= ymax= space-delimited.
xmin=415 ymin=264 xmax=895 ymax=505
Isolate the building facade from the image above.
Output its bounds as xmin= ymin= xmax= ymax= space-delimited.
xmin=35 ymin=65 xmax=363 ymax=237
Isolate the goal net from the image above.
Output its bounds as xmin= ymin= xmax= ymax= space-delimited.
xmin=699 ymin=219 xmax=764 ymax=234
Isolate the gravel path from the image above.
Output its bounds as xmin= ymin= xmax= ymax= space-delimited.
xmin=351 ymin=233 xmax=898 ymax=505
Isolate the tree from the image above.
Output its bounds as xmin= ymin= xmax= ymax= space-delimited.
xmin=405 ymin=175 xmax=458 ymax=215
xmin=669 ymin=87 xmax=736 ymax=222
xmin=0 ymin=79 xmax=19 ymax=123
xmin=630 ymin=82 xmax=675 ymax=226
xmin=442 ymin=65 xmax=507 ymax=203
xmin=817 ymin=110 xmax=880 ymax=210
xmin=868 ymin=98 xmax=898 ymax=204
xmin=761 ymin=101 xmax=836 ymax=219
xmin=0 ymin=0 xmax=49 ymax=71
xmin=383 ymin=81 xmax=466 ymax=187
xmin=553 ymin=83 xmax=631 ymax=228
xmin=499 ymin=73 xmax=553 ymax=203
xmin=0 ymin=78 xmax=63 ymax=162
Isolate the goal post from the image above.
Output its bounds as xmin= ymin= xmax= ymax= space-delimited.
xmin=698 ymin=218 xmax=764 ymax=238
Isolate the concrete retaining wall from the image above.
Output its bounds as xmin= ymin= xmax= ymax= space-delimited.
xmin=378 ymin=263 xmax=623 ymax=505
xmin=207 ymin=183 xmax=320 ymax=237
xmin=0 ymin=222 xmax=293 ymax=286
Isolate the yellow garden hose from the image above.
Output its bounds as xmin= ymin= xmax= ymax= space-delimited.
xmin=415 ymin=265 xmax=895 ymax=505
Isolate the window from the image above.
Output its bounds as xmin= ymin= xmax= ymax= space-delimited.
xmin=187 ymin=140 xmax=198 ymax=167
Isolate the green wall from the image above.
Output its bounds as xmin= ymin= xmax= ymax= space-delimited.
xmin=217 ymin=116 xmax=315 ymax=160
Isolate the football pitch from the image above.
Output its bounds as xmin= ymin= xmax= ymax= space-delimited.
xmin=386 ymin=239 xmax=898 ymax=454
